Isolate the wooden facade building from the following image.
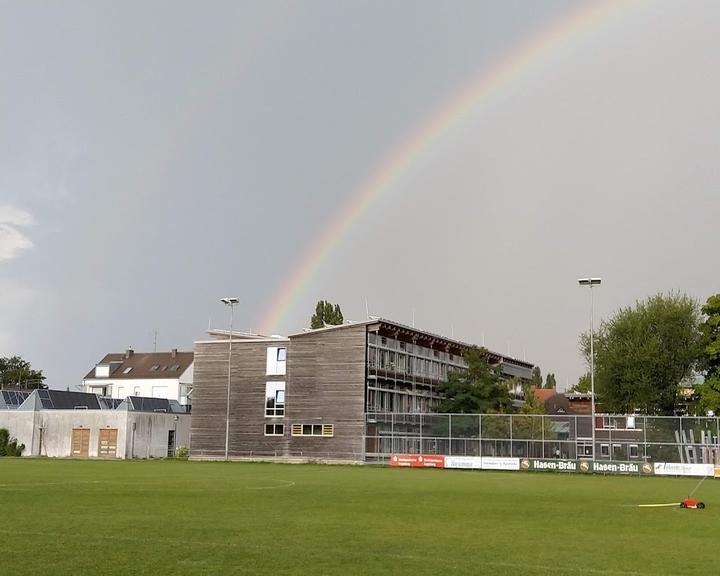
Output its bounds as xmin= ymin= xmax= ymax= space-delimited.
xmin=190 ymin=318 xmax=534 ymax=462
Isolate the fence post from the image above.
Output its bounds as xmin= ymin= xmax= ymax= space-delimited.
xmin=419 ymin=413 xmax=423 ymax=455
xmin=479 ymin=414 xmax=483 ymax=457
xmin=391 ymin=412 xmax=395 ymax=455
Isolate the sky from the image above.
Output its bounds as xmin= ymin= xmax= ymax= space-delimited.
xmin=1 ymin=0 xmax=719 ymax=391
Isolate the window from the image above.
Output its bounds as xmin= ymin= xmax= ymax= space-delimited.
xmin=629 ymin=444 xmax=639 ymax=459
xmin=265 ymin=424 xmax=284 ymax=436
xmin=600 ymin=444 xmax=610 ymax=457
xmin=150 ymin=365 xmax=160 ymax=371
xmin=265 ymin=382 xmax=285 ymax=417
xmin=116 ymin=386 xmax=125 ymax=398
xmin=123 ymin=367 xmax=133 ymax=374
xmin=266 ymin=347 xmax=287 ymax=375
xmin=291 ymin=423 xmax=333 ymax=437
xmin=133 ymin=387 xmax=141 ymax=396
xmin=169 ymin=364 xmax=180 ymax=371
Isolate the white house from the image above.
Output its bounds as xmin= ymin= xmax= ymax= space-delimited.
xmin=81 ymin=348 xmax=193 ymax=405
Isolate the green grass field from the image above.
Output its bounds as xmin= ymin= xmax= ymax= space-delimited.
xmin=0 ymin=459 xmax=716 ymax=575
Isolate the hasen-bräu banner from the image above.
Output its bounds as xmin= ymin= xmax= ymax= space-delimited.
xmin=389 ymin=454 xmax=445 ymax=468
xmin=580 ymin=460 xmax=652 ymax=475
xmin=520 ymin=458 xmax=578 ymax=472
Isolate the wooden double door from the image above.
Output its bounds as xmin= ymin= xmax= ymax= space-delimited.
xmin=70 ymin=428 xmax=118 ymax=458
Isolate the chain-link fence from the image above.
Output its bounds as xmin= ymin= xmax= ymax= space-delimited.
xmin=365 ymin=412 xmax=720 ymax=464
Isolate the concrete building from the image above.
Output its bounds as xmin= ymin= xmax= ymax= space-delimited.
xmin=0 ymin=389 xmax=190 ymax=458
xmin=190 ymin=318 xmax=533 ymax=462
xmin=81 ymin=348 xmax=193 ymax=406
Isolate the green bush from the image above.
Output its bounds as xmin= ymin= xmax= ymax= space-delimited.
xmin=175 ymin=446 xmax=189 ymax=460
xmin=0 ymin=428 xmax=25 ymax=457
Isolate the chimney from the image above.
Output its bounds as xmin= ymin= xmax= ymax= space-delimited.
xmin=125 ymin=347 xmax=134 ymax=359
xmin=171 ymin=348 xmax=177 ymax=358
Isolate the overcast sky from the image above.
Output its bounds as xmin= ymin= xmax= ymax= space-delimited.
xmin=1 ymin=0 xmax=719 ymax=391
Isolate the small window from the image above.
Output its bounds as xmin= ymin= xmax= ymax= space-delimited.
xmin=160 ymin=366 xmax=168 ymax=371
xmin=265 ymin=424 xmax=284 ymax=436
xmin=150 ymin=365 xmax=160 ymax=371
xmin=292 ymin=423 xmax=333 ymax=437
xmin=123 ymin=367 xmax=133 ymax=374
xmin=629 ymin=445 xmax=639 ymax=458
xmin=600 ymin=444 xmax=610 ymax=457
xmin=169 ymin=364 xmax=180 ymax=371
xmin=277 ymin=348 xmax=287 ymax=362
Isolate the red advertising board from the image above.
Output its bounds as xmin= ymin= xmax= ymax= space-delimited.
xmin=390 ymin=454 xmax=445 ymax=468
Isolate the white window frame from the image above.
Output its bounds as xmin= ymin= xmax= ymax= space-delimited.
xmin=264 ymin=424 xmax=284 ymax=436
xmin=266 ymin=347 xmax=287 ymax=376
xmin=265 ymin=382 xmax=286 ymax=417
xmin=291 ymin=423 xmax=334 ymax=437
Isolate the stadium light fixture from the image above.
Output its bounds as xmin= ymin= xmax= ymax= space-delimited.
xmin=221 ymin=297 xmax=239 ymax=461
xmin=578 ymin=278 xmax=601 ymax=460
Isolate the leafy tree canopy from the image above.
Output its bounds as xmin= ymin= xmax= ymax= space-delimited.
xmin=310 ymin=300 xmax=344 ymax=329
xmin=580 ymin=293 xmax=701 ymax=415
xmin=574 ymin=372 xmax=592 ymax=393
xmin=694 ymin=294 xmax=720 ymax=415
xmin=545 ymin=373 xmax=557 ymax=390
xmin=530 ymin=366 xmax=542 ymax=388
xmin=0 ymin=356 xmax=46 ymax=389
xmin=435 ymin=347 xmax=512 ymax=414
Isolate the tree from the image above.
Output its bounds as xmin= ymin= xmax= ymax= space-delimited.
xmin=580 ymin=293 xmax=702 ymax=415
xmin=0 ymin=428 xmax=24 ymax=456
xmin=574 ymin=372 xmax=592 ymax=393
xmin=0 ymin=356 xmax=46 ymax=389
xmin=435 ymin=347 xmax=512 ymax=413
xmin=530 ymin=366 xmax=542 ymax=388
xmin=310 ymin=300 xmax=344 ymax=329
xmin=694 ymin=294 xmax=720 ymax=415
xmin=545 ymin=373 xmax=557 ymax=390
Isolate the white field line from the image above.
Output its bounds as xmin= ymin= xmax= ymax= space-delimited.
xmin=636 ymin=503 xmax=680 ymax=508
xmin=0 ymin=479 xmax=295 ymax=490
xmin=0 ymin=480 xmax=102 ymax=489
xmin=245 ymin=480 xmax=296 ymax=490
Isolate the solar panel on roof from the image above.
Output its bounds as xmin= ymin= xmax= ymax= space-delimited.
xmin=38 ymin=389 xmax=53 ymax=409
xmin=1 ymin=390 xmax=30 ymax=407
xmin=128 ymin=396 xmax=170 ymax=412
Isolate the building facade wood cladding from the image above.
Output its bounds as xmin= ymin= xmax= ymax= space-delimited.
xmin=191 ymin=326 xmax=366 ymax=461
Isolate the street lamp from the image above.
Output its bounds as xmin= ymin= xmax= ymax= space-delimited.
xmin=578 ymin=278 xmax=601 ymax=460
xmin=220 ymin=297 xmax=239 ymax=460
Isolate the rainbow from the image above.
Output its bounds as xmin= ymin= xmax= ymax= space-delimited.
xmin=259 ymin=0 xmax=638 ymax=335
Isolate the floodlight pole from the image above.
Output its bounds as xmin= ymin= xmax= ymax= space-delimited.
xmin=221 ymin=297 xmax=239 ymax=461
xmin=578 ymin=278 xmax=601 ymax=461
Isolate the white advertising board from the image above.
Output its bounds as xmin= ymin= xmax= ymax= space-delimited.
xmin=481 ymin=457 xmax=520 ymax=471
xmin=444 ymin=456 xmax=482 ymax=469
xmin=653 ymin=462 xmax=714 ymax=477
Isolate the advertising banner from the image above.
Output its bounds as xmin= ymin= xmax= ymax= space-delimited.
xmin=445 ymin=456 xmax=483 ymax=469
xmin=580 ymin=460 xmax=649 ymax=475
xmin=389 ymin=454 xmax=445 ymax=468
xmin=481 ymin=457 xmax=520 ymax=471
xmin=653 ymin=462 xmax=714 ymax=477
xmin=520 ymin=458 xmax=578 ymax=472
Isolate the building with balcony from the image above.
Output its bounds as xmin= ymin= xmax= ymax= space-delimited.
xmin=190 ymin=318 xmax=533 ymax=462
xmin=81 ymin=348 xmax=193 ymax=406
